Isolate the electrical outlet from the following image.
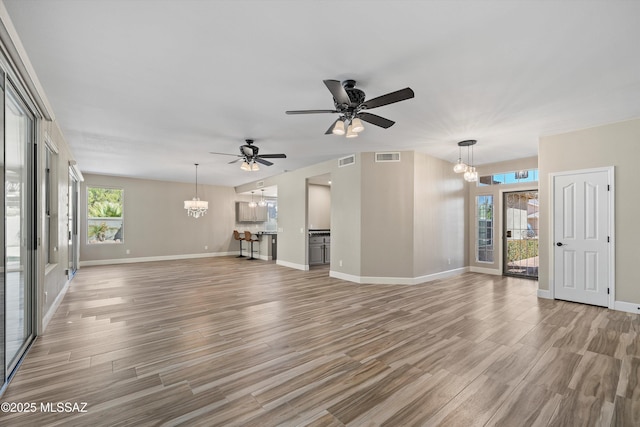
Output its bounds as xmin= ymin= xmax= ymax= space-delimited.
xmin=339 ymin=260 xmax=343 ymax=267
xmin=126 ymin=249 xmax=130 ymax=255
xmin=448 ymin=258 xmax=451 ymax=265
xmin=204 ymin=245 xmax=208 ymax=250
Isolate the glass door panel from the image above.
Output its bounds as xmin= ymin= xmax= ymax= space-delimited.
xmin=503 ymin=190 xmax=539 ymax=279
xmin=5 ymin=84 xmax=34 ymax=372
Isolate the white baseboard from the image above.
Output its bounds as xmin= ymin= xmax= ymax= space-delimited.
xmin=470 ymin=266 xmax=501 ymax=275
xmin=42 ymin=278 xmax=71 ymax=332
xmin=537 ymin=289 xmax=552 ymax=299
xmin=329 ymin=270 xmax=361 ymax=283
xmin=80 ymin=251 xmax=236 ymax=267
xmin=614 ymin=300 xmax=640 ymax=314
xmin=276 ymin=259 xmax=309 ymax=271
xmin=329 ymin=267 xmax=469 ymax=285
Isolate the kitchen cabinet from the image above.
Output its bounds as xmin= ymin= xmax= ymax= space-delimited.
xmin=236 ymin=202 xmax=267 ymax=222
xmin=309 ymin=233 xmax=330 ymax=265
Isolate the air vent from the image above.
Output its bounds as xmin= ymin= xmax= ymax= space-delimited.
xmin=375 ymin=152 xmax=401 ymax=162
xmin=338 ymin=154 xmax=356 ymax=167
xmin=256 ymin=180 xmax=264 ymax=188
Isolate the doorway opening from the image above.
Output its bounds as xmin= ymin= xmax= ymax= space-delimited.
xmin=307 ymin=174 xmax=331 ymax=270
xmin=503 ymin=190 xmax=539 ymax=279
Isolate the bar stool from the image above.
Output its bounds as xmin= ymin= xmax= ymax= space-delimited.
xmin=233 ymin=230 xmax=245 ymax=258
xmin=244 ymin=231 xmax=260 ymax=260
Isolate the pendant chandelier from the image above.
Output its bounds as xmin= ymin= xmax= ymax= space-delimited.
xmin=248 ymin=191 xmax=257 ymax=208
xmin=258 ymin=189 xmax=267 ymax=207
xmin=453 ymin=140 xmax=478 ymax=182
xmin=184 ymin=163 xmax=208 ymax=218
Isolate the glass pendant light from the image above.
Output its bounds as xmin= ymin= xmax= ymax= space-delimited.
xmin=183 ymin=163 xmax=209 ymax=218
xmin=248 ymin=191 xmax=257 ymax=208
xmin=258 ymin=189 xmax=267 ymax=207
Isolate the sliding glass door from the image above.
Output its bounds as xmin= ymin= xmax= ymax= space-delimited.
xmin=4 ymin=82 xmax=35 ymax=375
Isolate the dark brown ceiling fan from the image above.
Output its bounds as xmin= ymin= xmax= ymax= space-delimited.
xmin=210 ymin=139 xmax=286 ymax=171
xmin=286 ymin=79 xmax=415 ymax=137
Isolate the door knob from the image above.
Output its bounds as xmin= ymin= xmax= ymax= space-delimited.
xmin=556 ymin=242 xmax=564 ymax=247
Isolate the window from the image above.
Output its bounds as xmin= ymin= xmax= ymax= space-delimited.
xmin=87 ymin=187 xmax=124 ymax=244
xmin=479 ymin=169 xmax=538 ymax=186
xmin=477 ymin=195 xmax=493 ymax=263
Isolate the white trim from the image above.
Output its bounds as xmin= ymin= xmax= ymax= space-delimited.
xmin=276 ymin=259 xmax=309 ymax=271
xmin=329 ymin=270 xmax=361 ymax=283
xmin=79 ymin=251 xmax=236 ymax=267
xmin=537 ymin=289 xmax=552 ymax=299
xmin=470 ymin=266 xmax=501 ymax=275
xmin=614 ymin=300 xmax=640 ymax=314
xmin=0 ymin=2 xmax=54 ymax=119
xmin=329 ymin=267 xmax=469 ymax=285
xmin=549 ymin=166 xmax=615 ymax=309
xmin=42 ymin=278 xmax=71 ymax=331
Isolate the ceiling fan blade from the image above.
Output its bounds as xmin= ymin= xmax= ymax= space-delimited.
xmin=209 ymin=151 xmax=239 ymax=156
xmin=324 ymin=80 xmax=351 ymax=106
xmin=258 ymin=154 xmax=286 ymax=159
xmin=255 ymin=157 xmax=273 ymax=166
xmin=286 ymin=109 xmax=337 ymax=115
xmin=358 ymin=112 xmax=395 ymax=129
xmin=228 ymin=158 xmax=242 ymax=164
xmin=361 ymin=87 xmax=415 ymax=110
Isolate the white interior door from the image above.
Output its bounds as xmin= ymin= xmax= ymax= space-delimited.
xmin=553 ymin=170 xmax=610 ymax=307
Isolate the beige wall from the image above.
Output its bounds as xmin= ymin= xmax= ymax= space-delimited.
xmin=39 ymin=120 xmax=76 ymax=331
xmin=360 ymin=152 xmax=415 ymax=277
xmin=414 ymin=152 xmax=468 ymax=277
xmin=308 ymin=184 xmax=331 ymax=230
xmin=80 ymin=174 xmax=237 ymax=263
xmin=238 ymin=151 xmax=468 ymax=283
xmin=468 ymin=156 xmax=539 ymax=272
xmin=539 ymin=118 xmax=640 ymax=304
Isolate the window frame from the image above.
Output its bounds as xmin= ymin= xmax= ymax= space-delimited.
xmin=476 ymin=194 xmax=494 ymax=263
xmin=86 ymin=186 xmax=124 ymax=245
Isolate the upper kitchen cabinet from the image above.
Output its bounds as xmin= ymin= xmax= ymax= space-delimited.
xmin=236 ymin=201 xmax=267 ymax=222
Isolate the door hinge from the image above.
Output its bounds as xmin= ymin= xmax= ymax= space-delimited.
xmin=608 ymin=236 xmax=610 ymax=242
xmin=607 ymin=184 xmax=610 ymax=191
xmin=607 ymin=288 xmax=610 ymax=294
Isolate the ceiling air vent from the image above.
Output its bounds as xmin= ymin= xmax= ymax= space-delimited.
xmin=256 ymin=180 xmax=264 ymax=188
xmin=338 ymin=154 xmax=356 ymax=167
xmin=375 ymin=152 xmax=401 ymax=162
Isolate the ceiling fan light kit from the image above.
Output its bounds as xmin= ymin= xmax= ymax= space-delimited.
xmin=331 ymin=119 xmax=346 ymax=135
xmin=210 ymin=139 xmax=286 ymax=171
xmin=286 ymin=79 xmax=414 ymax=138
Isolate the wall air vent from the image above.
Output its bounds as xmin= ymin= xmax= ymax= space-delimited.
xmin=256 ymin=181 xmax=264 ymax=188
xmin=338 ymin=154 xmax=356 ymax=167
xmin=375 ymin=152 xmax=401 ymax=162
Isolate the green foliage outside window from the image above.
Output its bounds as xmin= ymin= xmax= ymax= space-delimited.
xmin=88 ymin=187 xmax=123 ymax=244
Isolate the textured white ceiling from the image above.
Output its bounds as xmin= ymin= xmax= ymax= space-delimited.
xmin=4 ymin=0 xmax=640 ymax=187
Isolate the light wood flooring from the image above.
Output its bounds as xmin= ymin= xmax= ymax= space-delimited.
xmin=2 ymin=257 xmax=640 ymax=426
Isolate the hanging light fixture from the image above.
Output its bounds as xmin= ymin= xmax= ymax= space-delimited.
xmin=248 ymin=191 xmax=257 ymax=208
xmin=453 ymin=141 xmax=468 ymax=173
xmin=458 ymin=139 xmax=479 ymax=182
xmin=184 ymin=163 xmax=208 ymax=218
xmin=240 ymin=161 xmax=251 ymax=171
xmin=258 ymin=189 xmax=267 ymax=207
xmin=251 ymin=162 xmax=260 ymax=171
